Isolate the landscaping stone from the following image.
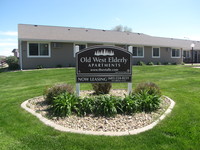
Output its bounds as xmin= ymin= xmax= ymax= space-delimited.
xmin=26 ymin=90 xmax=171 ymax=133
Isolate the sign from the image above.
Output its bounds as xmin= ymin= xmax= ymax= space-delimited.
xmin=77 ymin=76 xmax=132 ymax=83
xmin=76 ymin=45 xmax=132 ymax=83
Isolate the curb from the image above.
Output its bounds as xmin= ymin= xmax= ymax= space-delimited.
xmin=21 ymin=96 xmax=175 ymax=136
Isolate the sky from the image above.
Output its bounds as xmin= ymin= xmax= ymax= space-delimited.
xmin=0 ymin=0 xmax=200 ymax=56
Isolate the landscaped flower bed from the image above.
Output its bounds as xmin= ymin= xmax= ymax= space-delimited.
xmin=25 ymin=82 xmax=171 ymax=133
xmin=26 ymin=92 xmax=170 ymax=132
xmin=43 ymin=82 xmax=162 ymax=117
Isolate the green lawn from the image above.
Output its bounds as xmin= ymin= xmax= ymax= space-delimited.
xmin=0 ymin=65 xmax=200 ymax=150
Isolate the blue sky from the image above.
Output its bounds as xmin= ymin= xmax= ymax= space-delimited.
xmin=1 ymin=0 xmax=200 ymax=56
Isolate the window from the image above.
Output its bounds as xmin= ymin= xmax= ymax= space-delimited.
xmin=132 ymin=46 xmax=144 ymax=57
xmin=152 ymin=47 xmax=160 ymax=58
xmin=74 ymin=44 xmax=87 ymax=57
xmin=75 ymin=44 xmax=86 ymax=51
xmin=28 ymin=42 xmax=50 ymax=57
xmin=79 ymin=44 xmax=86 ymax=50
xmin=171 ymin=49 xmax=181 ymax=58
xmin=183 ymin=51 xmax=190 ymax=58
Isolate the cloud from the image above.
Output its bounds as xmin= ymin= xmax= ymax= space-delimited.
xmin=0 ymin=42 xmax=17 ymax=56
xmin=0 ymin=37 xmax=17 ymax=56
xmin=0 ymin=31 xmax=17 ymax=36
xmin=0 ymin=47 xmax=14 ymax=56
xmin=0 ymin=38 xmax=17 ymax=42
xmin=0 ymin=43 xmax=17 ymax=46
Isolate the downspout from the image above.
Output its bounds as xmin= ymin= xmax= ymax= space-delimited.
xmin=19 ymin=40 xmax=23 ymax=70
xmin=181 ymin=48 xmax=183 ymax=64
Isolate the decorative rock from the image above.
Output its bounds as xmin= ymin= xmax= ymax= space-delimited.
xmin=27 ymin=90 xmax=171 ymax=133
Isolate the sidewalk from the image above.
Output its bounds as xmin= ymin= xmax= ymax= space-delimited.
xmin=184 ymin=63 xmax=200 ymax=66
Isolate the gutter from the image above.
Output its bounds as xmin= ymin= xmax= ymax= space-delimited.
xmin=18 ymin=38 xmax=185 ymax=49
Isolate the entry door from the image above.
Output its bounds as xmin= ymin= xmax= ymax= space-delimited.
xmin=197 ymin=51 xmax=200 ymax=63
xmin=194 ymin=51 xmax=198 ymax=63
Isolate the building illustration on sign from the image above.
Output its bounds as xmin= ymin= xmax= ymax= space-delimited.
xmin=94 ymin=49 xmax=114 ymax=56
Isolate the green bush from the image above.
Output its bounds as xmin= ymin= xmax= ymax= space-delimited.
xmin=93 ymin=95 xmax=118 ymax=117
xmin=172 ymin=62 xmax=177 ymax=65
xmin=147 ymin=62 xmax=154 ymax=65
xmin=122 ymin=94 xmax=138 ymax=114
xmin=44 ymin=83 xmax=74 ymax=104
xmin=5 ymin=56 xmax=19 ymax=70
xmin=77 ymin=97 xmax=94 ymax=116
xmin=46 ymin=82 xmax=162 ymax=117
xmin=157 ymin=62 xmax=162 ymax=65
xmin=137 ymin=61 xmax=145 ymax=66
xmin=56 ymin=64 xmax=63 ymax=68
xmin=134 ymin=90 xmax=161 ymax=112
xmin=164 ymin=62 xmax=171 ymax=65
xmin=52 ymin=92 xmax=79 ymax=116
xmin=134 ymin=82 xmax=161 ymax=97
xmin=77 ymin=95 xmax=123 ymax=117
xmin=133 ymin=82 xmax=161 ymax=112
xmin=92 ymin=83 xmax=112 ymax=95
xmin=37 ymin=65 xmax=43 ymax=69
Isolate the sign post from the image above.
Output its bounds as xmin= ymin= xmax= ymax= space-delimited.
xmin=76 ymin=45 xmax=132 ymax=96
xmin=75 ymin=45 xmax=80 ymax=96
xmin=128 ymin=46 xmax=133 ymax=94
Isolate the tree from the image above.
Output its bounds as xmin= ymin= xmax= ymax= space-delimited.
xmin=5 ymin=56 xmax=19 ymax=70
xmin=123 ymin=26 xmax=132 ymax=32
xmin=112 ymin=25 xmax=123 ymax=32
xmin=112 ymin=25 xmax=132 ymax=32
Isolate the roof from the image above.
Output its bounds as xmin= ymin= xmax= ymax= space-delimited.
xmin=18 ymin=24 xmax=200 ymax=50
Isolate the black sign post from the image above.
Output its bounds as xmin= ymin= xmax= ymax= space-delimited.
xmin=76 ymin=45 xmax=132 ymax=95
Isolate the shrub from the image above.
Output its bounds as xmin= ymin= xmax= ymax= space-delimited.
xmin=122 ymin=94 xmax=138 ymax=114
xmin=44 ymin=83 xmax=74 ymax=104
xmin=37 ymin=65 xmax=43 ymax=69
xmin=163 ymin=62 xmax=171 ymax=65
xmin=5 ymin=56 xmax=19 ymax=70
xmin=56 ymin=64 xmax=63 ymax=68
xmin=157 ymin=62 xmax=162 ymax=65
xmin=93 ymin=95 xmax=118 ymax=117
xmin=46 ymin=82 xmax=162 ymax=117
xmin=130 ymin=82 xmax=162 ymax=112
xmin=134 ymin=82 xmax=161 ymax=97
xmin=52 ymin=92 xmax=79 ymax=116
xmin=77 ymin=97 xmax=94 ymax=116
xmin=114 ymin=96 xmax=124 ymax=114
xmin=92 ymin=83 xmax=112 ymax=95
xmin=137 ymin=61 xmax=145 ymax=66
xmin=147 ymin=62 xmax=154 ymax=65
xmin=134 ymin=90 xmax=161 ymax=112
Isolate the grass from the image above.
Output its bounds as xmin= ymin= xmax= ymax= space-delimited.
xmin=0 ymin=65 xmax=200 ymax=150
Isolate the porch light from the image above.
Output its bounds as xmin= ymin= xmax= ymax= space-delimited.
xmin=191 ymin=43 xmax=195 ymax=65
xmin=191 ymin=43 xmax=195 ymax=48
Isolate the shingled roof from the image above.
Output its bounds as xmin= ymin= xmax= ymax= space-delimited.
xmin=18 ymin=24 xmax=200 ymax=50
